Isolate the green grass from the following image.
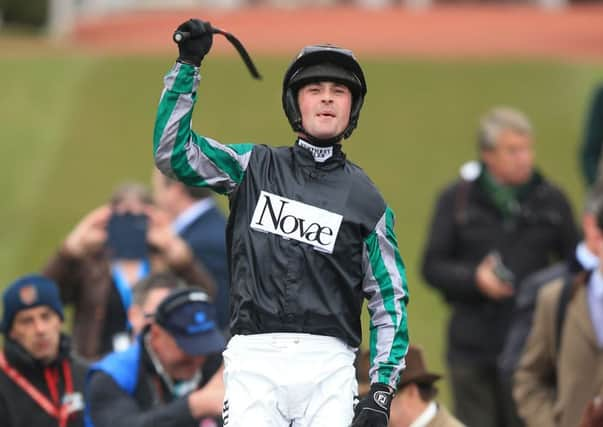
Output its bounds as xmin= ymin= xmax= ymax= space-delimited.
xmin=1 ymin=48 xmax=602 ymax=406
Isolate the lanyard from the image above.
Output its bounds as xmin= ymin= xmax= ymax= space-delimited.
xmin=0 ymin=352 xmax=74 ymax=427
xmin=144 ymin=334 xmax=201 ymax=400
xmin=111 ymin=260 xmax=150 ymax=323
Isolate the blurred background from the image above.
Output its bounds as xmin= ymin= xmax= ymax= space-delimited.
xmin=1 ymin=0 xmax=602 ymax=406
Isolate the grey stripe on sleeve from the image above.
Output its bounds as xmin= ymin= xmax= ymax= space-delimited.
xmin=163 ymin=62 xmax=181 ymax=91
xmin=185 ymin=142 xmax=236 ymax=192
xmin=164 ymin=62 xmax=201 ymax=92
xmin=363 ymin=253 xmax=396 ymax=382
xmin=205 ymin=137 xmax=253 ymax=172
xmin=184 ymin=138 xmax=253 ymax=192
xmin=155 ymin=93 xmax=195 ymax=177
xmin=375 ymin=213 xmax=407 ymax=305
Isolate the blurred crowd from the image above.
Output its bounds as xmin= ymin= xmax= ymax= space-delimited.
xmin=416 ymin=94 xmax=603 ymax=427
xmin=1 ymin=75 xmax=603 ymax=427
xmin=1 ymin=169 xmax=231 ymax=427
xmin=423 ymin=107 xmax=579 ymax=427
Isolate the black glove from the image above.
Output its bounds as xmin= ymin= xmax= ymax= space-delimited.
xmin=351 ymin=383 xmax=394 ymax=427
xmin=175 ymin=19 xmax=213 ymax=67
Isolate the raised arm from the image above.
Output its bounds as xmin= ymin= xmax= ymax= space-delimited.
xmin=153 ymin=62 xmax=254 ymax=195
xmin=153 ymin=19 xmax=254 ymax=195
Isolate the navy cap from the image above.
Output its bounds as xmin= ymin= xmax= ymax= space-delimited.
xmin=154 ymin=289 xmax=225 ymax=356
xmin=1 ymin=274 xmax=64 ymax=333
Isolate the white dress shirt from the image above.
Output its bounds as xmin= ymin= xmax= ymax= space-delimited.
xmin=588 ymin=269 xmax=603 ymax=348
xmin=409 ymin=401 xmax=438 ymax=427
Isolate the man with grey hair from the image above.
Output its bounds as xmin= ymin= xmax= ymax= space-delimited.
xmin=421 ymin=107 xmax=578 ymax=427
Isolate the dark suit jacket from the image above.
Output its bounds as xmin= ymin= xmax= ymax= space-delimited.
xmin=180 ymin=204 xmax=230 ymax=330
xmin=421 ymin=173 xmax=578 ymax=366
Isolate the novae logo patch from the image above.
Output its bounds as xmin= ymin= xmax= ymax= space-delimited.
xmin=250 ymin=191 xmax=343 ymax=253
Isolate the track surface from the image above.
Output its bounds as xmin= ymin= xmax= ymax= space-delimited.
xmin=72 ymin=5 xmax=603 ymax=60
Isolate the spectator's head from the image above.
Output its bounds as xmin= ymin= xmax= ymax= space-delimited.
xmin=129 ymin=272 xmax=188 ymax=335
xmin=478 ymin=107 xmax=534 ymax=186
xmin=282 ymin=44 xmax=367 ymax=144
xmin=148 ymin=289 xmax=224 ymax=380
xmin=1 ymin=275 xmax=64 ymax=364
xmin=110 ymin=181 xmax=153 ymax=215
xmin=151 ymin=168 xmax=212 ymax=218
xmin=389 ymin=345 xmax=441 ymax=427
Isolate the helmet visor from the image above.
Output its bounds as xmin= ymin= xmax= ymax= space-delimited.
xmin=289 ymin=63 xmax=362 ymax=97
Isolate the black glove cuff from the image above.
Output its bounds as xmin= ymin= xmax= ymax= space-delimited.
xmin=176 ymin=57 xmax=201 ymax=67
xmin=369 ymin=382 xmax=394 ymax=410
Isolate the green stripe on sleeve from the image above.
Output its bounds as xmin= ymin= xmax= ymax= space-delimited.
xmin=154 ymin=63 xmax=255 ymax=194
xmin=363 ymin=206 xmax=410 ymax=387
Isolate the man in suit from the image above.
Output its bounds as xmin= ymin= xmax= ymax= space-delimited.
xmin=514 ymin=189 xmax=603 ymax=427
xmin=152 ymin=168 xmax=230 ymax=331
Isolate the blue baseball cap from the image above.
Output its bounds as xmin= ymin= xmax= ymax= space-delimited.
xmin=1 ymin=274 xmax=64 ymax=333
xmin=154 ymin=289 xmax=225 ymax=356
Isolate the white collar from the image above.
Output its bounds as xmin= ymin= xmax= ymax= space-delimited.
xmin=409 ymin=401 xmax=438 ymax=427
xmin=297 ymin=139 xmax=334 ymax=163
xmin=576 ymin=241 xmax=599 ymax=270
xmin=172 ymin=198 xmax=216 ymax=235
xmin=590 ymin=269 xmax=603 ymax=300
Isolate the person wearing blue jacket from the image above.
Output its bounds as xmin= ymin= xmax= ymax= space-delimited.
xmin=86 ymin=288 xmax=225 ymax=427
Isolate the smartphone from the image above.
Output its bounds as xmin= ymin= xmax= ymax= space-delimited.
xmin=106 ymin=213 xmax=148 ymax=260
xmin=490 ymin=251 xmax=515 ymax=284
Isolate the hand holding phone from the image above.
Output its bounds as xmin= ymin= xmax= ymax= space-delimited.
xmin=475 ymin=252 xmax=515 ymax=300
xmin=490 ymin=251 xmax=515 ymax=285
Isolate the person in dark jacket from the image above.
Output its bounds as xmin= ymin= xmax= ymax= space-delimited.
xmin=0 ymin=274 xmax=88 ymax=427
xmin=86 ymin=288 xmax=225 ymax=427
xmin=153 ymin=19 xmax=409 ymax=427
xmin=421 ymin=107 xmax=579 ymax=427
xmin=580 ymin=85 xmax=603 ymax=188
xmin=152 ymin=169 xmax=230 ymax=332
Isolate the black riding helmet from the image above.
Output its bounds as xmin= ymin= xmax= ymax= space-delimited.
xmin=282 ymin=44 xmax=367 ymax=144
